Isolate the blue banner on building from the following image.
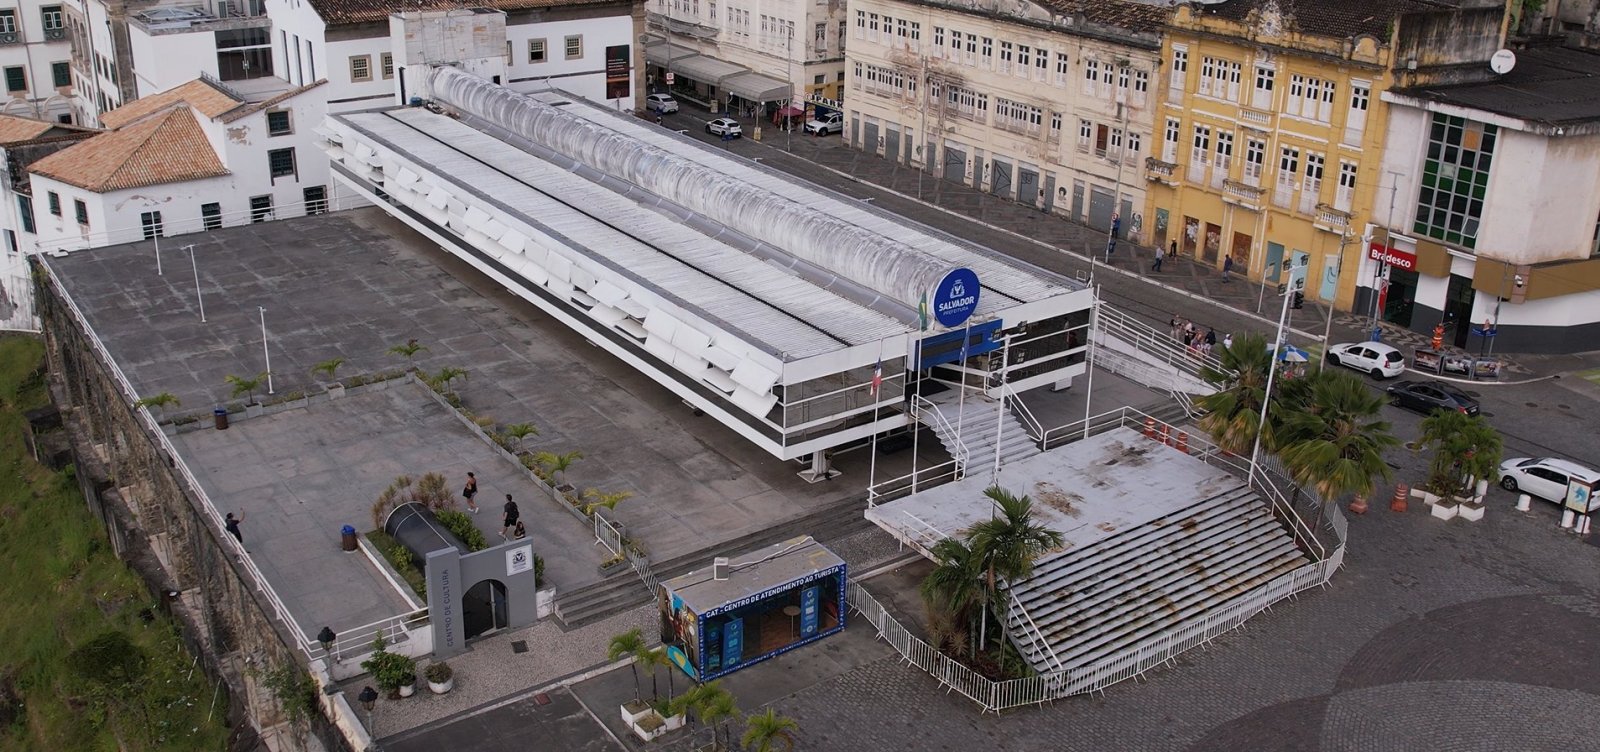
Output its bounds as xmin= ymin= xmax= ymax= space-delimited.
xmin=723 ymin=617 xmax=744 ymax=667
xmin=800 ymin=586 xmax=819 ymax=639
xmin=931 ymin=268 xmax=980 ymax=328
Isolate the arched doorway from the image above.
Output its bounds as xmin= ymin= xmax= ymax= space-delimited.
xmin=463 ymin=579 xmax=509 ymax=639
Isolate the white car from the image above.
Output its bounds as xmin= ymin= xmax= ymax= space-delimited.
xmin=645 ymin=93 xmax=679 ymax=114
xmin=1499 ymin=457 xmax=1600 ymax=503
xmin=706 ymin=118 xmax=742 ymax=138
xmin=1325 ymin=341 xmax=1406 ymax=379
xmin=803 ymin=112 xmax=843 ymax=135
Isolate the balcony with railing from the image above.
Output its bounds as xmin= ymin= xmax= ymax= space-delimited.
xmin=1145 ymin=157 xmax=1178 ymax=185
xmin=1222 ymin=179 xmax=1264 ymax=210
xmin=1240 ymin=107 xmax=1273 ymax=127
xmin=1314 ymin=204 xmax=1351 ymax=233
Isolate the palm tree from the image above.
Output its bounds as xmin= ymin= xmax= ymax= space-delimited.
xmin=310 ymin=357 xmax=345 ymax=383
xmin=503 ymin=422 xmax=539 ymax=451
xmin=606 ymin=628 xmax=647 ymax=702
xmin=1275 ymin=370 xmax=1399 ymax=521
xmin=535 ymin=450 xmax=584 ymax=488
xmin=388 ymin=339 xmax=427 ymax=370
xmin=224 ymin=372 xmax=268 ymax=405
xmin=1417 ymin=409 xmax=1502 ymax=499
xmin=741 ymin=707 xmax=799 ymax=752
xmin=582 ymin=489 xmax=633 ymax=516
xmin=1195 ymin=332 xmax=1276 ymax=454
xmin=965 ymin=486 xmax=1064 ymax=651
xmin=431 ymin=366 xmax=468 ymax=393
xmin=633 ymin=644 xmax=663 ymax=702
xmin=698 ymin=685 xmax=738 ymax=750
xmin=134 ymin=392 xmax=180 ymax=421
xmin=918 ymin=537 xmax=984 ymax=657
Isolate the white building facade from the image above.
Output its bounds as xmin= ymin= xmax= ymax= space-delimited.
xmin=644 ymin=0 xmax=844 ymax=113
xmin=843 ymin=0 xmax=1165 ymax=237
xmin=0 ymin=0 xmax=82 ymax=122
xmin=1357 ymin=46 xmax=1600 ymax=354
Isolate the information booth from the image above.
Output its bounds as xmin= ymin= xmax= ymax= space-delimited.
xmin=660 ymin=536 xmax=846 ymax=681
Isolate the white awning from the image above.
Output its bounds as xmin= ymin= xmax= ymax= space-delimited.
xmin=644 ymin=40 xmax=698 ymax=66
xmin=721 ymin=71 xmax=790 ymax=103
xmin=670 ymin=54 xmax=746 ymax=85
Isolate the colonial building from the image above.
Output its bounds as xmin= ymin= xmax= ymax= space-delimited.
xmin=844 ymin=0 xmax=1168 ymax=237
xmin=644 ymin=0 xmax=841 ymax=114
xmin=1360 ymin=44 xmax=1600 ymax=353
xmin=0 ymin=0 xmax=82 ymax=123
xmin=1144 ymin=0 xmax=1508 ymax=312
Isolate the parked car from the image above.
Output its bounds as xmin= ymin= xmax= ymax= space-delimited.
xmin=706 ymin=118 xmax=742 ymax=137
xmin=645 ymin=93 xmax=679 ymax=114
xmin=1386 ymin=380 xmax=1480 ymax=416
xmin=1498 ymin=457 xmax=1600 ymax=503
xmin=803 ymin=112 xmax=843 ymax=135
xmin=1325 ymin=341 xmax=1406 ymax=378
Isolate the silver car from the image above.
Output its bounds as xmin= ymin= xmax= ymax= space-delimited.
xmin=706 ymin=118 xmax=742 ymax=137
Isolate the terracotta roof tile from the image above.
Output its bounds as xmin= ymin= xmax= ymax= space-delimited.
xmin=1030 ymin=0 xmax=1174 ymax=34
xmin=100 ymin=79 xmax=246 ymax=129
xmin=1198 ymin=0 xmax=1462 ymax=40
xmin=308 ymin=0 xmax=618 ymax=26
xmin=29 ymin=107 xmax=230 ymax=193
xmin=0 ymin=114 xmax=57 ymax=144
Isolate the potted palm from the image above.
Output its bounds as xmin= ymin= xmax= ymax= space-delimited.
xmin=388 ymin=339 xmax=427 ymax=372
xmin=135 ymin=392 xmax=182 ymax=433
xmin=741 ymin=707 xmax=799 ymax=752
xmin=359 ymin=636 xmax=418 ymax=699
xmin=503 ymin=422 xmax=539 ymax=456
xmin=1415 ymin=409 xmax=1502 ymax=522
xmin=312 ymin=357 xmax=347 ymax=398
xmin=607 ymin=629 xmax=652 ymax=724
xmin=424 ymin=661 xmax=454 ymax=694
xmin=1275 ymin=370 xmax=1398 ymax=520
xmin=225 ymin=373 xmax=269 ymax=418
xmin=534 ymin=450 xmax=583 ymax=495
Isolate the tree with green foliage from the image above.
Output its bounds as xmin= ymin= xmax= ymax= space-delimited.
xmin=534 ymin=450 xmax=583 ymax=487
xmin=607 ymin=628 xmax=647 ymax=702
xmin=741 ymin=707 xmax=799 ymax=752
xmin=310 ymin=357 xmax=345 ymax=383
xmin=582 ymin=488 xmax=633 ymax=516
xmin=503 ymin=422 xmax=539 ymax=451
xmin=919 ymin=537 xmax=984 ymax=657
xmin=697 ymin=683 xmax=739 ymax=750
xmin=224 ymin=372 xmax=269 ymax=404
xmin=1417 ymin=409 xmax=1502 ymax=499
xmin=1195 ymin=332 xmax=1276 ymax=454
xmin=134 ymin=392 xmax=180 ymax=421
xmin=388 ymin=340 xmax=427 ymax=370
xmin=430 ymin=366 xmax=468 ymax=394
xmin=1276 ymin=370 xmax=1399 ymax=519
xmin=966 ymin=486 xmax=1064 ymax=651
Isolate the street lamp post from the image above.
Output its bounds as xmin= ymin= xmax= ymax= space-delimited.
xmin=1248 ymin=262 xmax=1306 ymax=484
xmin=186 ymin=244 xmax=205 ymax=322
xmin=357 ymin=685 xmax=378 ymax=738
xmin=1317 ymin=231 xmax=1357 ymax=370
xmin=1103 ymin=75 xmax=1130 ymax=265
xmin=259 ymin=306 xmax=273 ymax=395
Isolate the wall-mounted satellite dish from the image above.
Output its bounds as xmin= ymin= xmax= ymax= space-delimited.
xmin=1490 ymin=49 xmax=1516 ymax=75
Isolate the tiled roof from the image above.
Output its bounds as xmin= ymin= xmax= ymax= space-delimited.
xmin=1031 ymin=0 xmax=1174 ymax=34
xmin=0 ymin=114 xmax=57 ymax=144
xmin=1393 ymin=46 xmax=1600 ymax=128
xmin=307 ymin=0 xmax=619 ymax=25
xmin=29 ymin=107 xmax=230 ymax=193
xmin=1199 ymin=0 xmax=1461 ymax=39
xmin=99 ymin=79 xmax=245 ymax=129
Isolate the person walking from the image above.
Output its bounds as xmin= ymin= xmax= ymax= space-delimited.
xmin=1204 ymin=328 xmax=1217 ymax=356
xmin=462 ymin=471 xmax=480 ymax=514
xmin=1222 ymin=332 xmax=1234 ymax=351
xmin=1152 ymin=244 xmax=1165 ymax=273
xmin=1183 ymin=320 xmax=1196 ymax=346
xmin=501 ymin=494 xmax=520 ymax=540
xmin=1170 ymin=313 xmax=1182 ymax=340
xmin=224 ymin=512 xmax=246 ymax=550
xmin=1222 ymin=255 xmax=1235 ymax=283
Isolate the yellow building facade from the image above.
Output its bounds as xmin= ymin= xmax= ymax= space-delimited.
xmin=1144 ymin=2 xmax=1401 ymax=311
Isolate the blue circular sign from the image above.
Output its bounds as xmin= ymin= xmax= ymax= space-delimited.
xmin=931 ymin=268 xmax=980 ymax=328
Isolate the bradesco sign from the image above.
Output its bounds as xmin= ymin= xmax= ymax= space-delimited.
xmin=1367 ymin=242 xmax=1418 ymax=272
xmin=932 ymin=268 xmax=980 ymax=328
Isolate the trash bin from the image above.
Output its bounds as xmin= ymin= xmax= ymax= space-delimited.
xmin=213 ymin=407 xmax=229 ymax=430
xmin=341 ymin=524 xmax=358 ymax=552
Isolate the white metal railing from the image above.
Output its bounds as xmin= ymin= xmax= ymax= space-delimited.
xmin=1000 ymin=384 xmax=1044 ymax=444
xmin=595 ymin=508 xmax=625 ymax=556
xmin=29 ymin=194 xmax=351 ymax=256
xmin=866 ymin=458 xmax=962 ymax=507
xmin=1005 ymin=588 xmax=1062 ymax=671
xmin=912 ymin=394 xmax=971 ymax=472
xmin=318 ymin=610 xmax=431 ymax=664
xmin=1172 ymin=389 xmax=1200 ymax=419
xmin=849 ymin=445 xmax=1346 ymax=712
xmin=1094 ymin=302 xmax=1228 ymax=380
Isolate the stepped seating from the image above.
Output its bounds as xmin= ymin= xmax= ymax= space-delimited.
xmin=1003 ymin=481 xmax=1310 ymax=672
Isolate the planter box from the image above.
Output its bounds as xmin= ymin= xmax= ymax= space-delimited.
xmin=1458 ymin=501 xmax=1485 ymax=522
xmin=621 ymin=700 xmax=653 ymax=725
xmin=536 ymin=587 xmax=556 ymax=619
xmin=1430 ymin=501 xmax=1459 ymax=521
xmin=160 ymin=422 xmax=178 ymax=436
xmin=631 ymin=712 xmax=667 ymax=742
xmin=598 ymin=558 xmax=630 ymax=577
xmin=245 ymin=403 xmax=265 ymax=419
xmin=327 ymin=383 xmax=346 ymax=399
xmin=662 ymin=713 xmax=685 ymax=732
xmin=428 ymin=678 xmax=454 ymax=694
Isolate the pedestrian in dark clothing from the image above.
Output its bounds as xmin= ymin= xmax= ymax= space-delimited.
xmin=1205 ymin=328 xmax=1217 ymax=348
xmin=512 ymin=520 xmax=528 ymax=540
xmin=501 ymin=495 xmax=520 ymax=540
xmin=1152 ymin=244 xmax=1165 ymax=273
xmin=1170 ymin=240 xmax=1178 ymax=259
xmin=1222 ymin=255 xmax=1235 ymax=283
xmin=224 ymin=512 xmax=245 ymax=549
xmin=462 ymin=471 xmax=480 ymax=514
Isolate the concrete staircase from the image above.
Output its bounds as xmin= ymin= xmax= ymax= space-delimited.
xmin=1001 ymin=480 xmax=1309 ymax=673
xmin=552 ymin=495 xmax=877 ymax=630
xmin=915 ymin=391 xmax=1041 ymax=476
xmin=1093 ymin=303 xmax=1222 ymax=396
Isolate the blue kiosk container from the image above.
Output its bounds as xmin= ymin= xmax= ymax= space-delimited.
xmin=660 ymin=536 xmax=846 ymax=681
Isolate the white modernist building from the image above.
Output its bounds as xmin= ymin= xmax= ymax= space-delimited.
xmin=843 ymin=0 xmax=1165 ymax=237
xmin=322 ymin=66 xmax=1092 ymax=470
xmin=1358 ymin=44 xmax=1600 ymax=354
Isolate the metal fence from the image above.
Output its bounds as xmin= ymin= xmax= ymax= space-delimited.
xmin=845 ymin=424 xmax=1347 ymax=713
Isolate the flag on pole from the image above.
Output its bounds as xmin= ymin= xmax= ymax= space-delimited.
xmin=870 ymin=357 xmax=883 ymax=397
xmin=918 ymin=292 xmax=929 ymax=331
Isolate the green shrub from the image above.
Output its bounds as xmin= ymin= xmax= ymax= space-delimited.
xmin=435 ymin=509 xmax=488 ymax=552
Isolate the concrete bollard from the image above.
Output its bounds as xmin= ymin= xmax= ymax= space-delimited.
xmin=1516 ymin=494 xmax=1531 ymax=512
xmin=1561 ymin=509 xmax=1576 ymax=529
xmin=1580 ymin=516 xmax=1593 ymax=536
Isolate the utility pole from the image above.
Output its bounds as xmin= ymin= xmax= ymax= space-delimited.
xmin=1318 ymin=231 xmax=1355 ymax=368
xmin=1249 ymin=263 xmax=1306 ymax=484
xmin=1103 ymin=68 xmax=1131 ymax=265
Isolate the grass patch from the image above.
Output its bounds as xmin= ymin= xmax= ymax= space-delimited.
xmin=366 ymin=529 xmax=427 ymax=602
xmin=0 ymin=335 xmax=229 ymax=751
xmin=1579 ymin=367 xmax=1600 ymax=386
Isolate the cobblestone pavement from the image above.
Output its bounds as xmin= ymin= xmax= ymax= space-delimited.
xmin=654 ymin=111 xmax=1600 ymax=380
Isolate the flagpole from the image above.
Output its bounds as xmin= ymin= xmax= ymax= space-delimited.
xmin=1082 ymin=286 xmax=1100 ymax=440
xmin=991 ymin=331 xmax=1010 ymax=489
xmin=867 ymin=336 xmax=886 ymax=500
xmin=953 ymin=317 xmax=973 ymax=448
